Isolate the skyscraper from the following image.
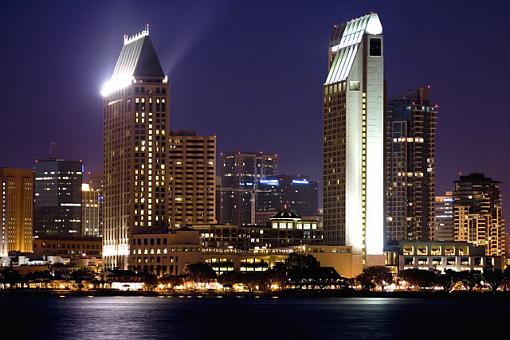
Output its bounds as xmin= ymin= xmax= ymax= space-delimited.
xmin=385 ymin=87 xmax=437 ymax=244
xmin=102 ymin=25 xmax=169 ymax=269
xmin=217 ymin=151 xmax=277 ymax=225
xmin=33 ymin=158 xmax=82 ymax=237
xmin=453 ymin=173 xmax=505 ymax=257
xmin=256 ymin=175 xmax=318 ymax=220
xmin=168 ymin=130 xmax=216 ymax=228
xmin=432 ymin=192 xmax=454 ymax=241
xmin=0 ymin=168 xmax=33 ymax=256
xmin=323 ymin=13 xmax=384 ymax=261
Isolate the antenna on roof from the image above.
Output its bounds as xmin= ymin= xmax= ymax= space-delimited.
xmin=49 ymin=141 xmax=56 ymax=158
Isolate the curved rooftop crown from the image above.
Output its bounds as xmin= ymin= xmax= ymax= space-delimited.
xmin=270 ymin=208 xmax=301 ymax=220
xmin=101 ymin=24 xmax=166 ymax=97
xmin=325 ymin=13 xmax=382 ymax=85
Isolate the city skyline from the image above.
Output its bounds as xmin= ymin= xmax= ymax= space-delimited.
xmin=1 ymin=4 xmax=510 ymax=336
xmin=0 ymin=1 xmax=509 ymax=204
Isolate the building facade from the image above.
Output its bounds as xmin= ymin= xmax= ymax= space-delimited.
xmin=102 ymin=26 xmax=170 ymax=269
xmin=0 ymin=168 xmax=33 ymax=256
xmin=33 ymin=236 xmax=102 ymax=258
xmin=167 ymin=130 xmax=216 ymax=228
xmin=33 ymin=158 xmax=82 ymax=237
xmin=256 ymin=175 xmax=318 ymax=221
xmin=392 ymin=241 xmax=502 ymax=272
xmin=432 ymin=192 xmax=454 ymax=241
xmin=217 ymin=151 xmax=277 ymax=225
xmin=129 ymin=229 xmax=358 ymax=278
xmin=453 ymin=173 xmax=505 ymax=257
xmin=385 ymin=87 xmax=437 ymax=244
xmin=82 ymin=183 xmax=103 ymax=237
xmin=196 ymin=209 xmax=322 ymax=251
xmin=323 ymin=13 xmax=384 ymax=261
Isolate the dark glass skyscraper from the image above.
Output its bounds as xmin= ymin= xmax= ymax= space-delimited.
xmin=34 ymin=158 xmax=83 ymax=237
xmin=217 ymin=151 xmax=277 ymax=225
xmin=256 ymin=175 xmax=318 ymax=219
xmin=385 ymin=87 xmax=437 ymax=245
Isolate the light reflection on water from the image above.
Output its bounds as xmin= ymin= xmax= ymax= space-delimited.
xmin=0 ymin=295 xmax=507 ymax=339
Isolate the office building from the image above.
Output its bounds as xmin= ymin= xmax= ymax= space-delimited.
xmin=34 ymin=158 xmax=82 ymax=237
xmin=82 ymin=183 xmax=103 ymax=237
xmin=102 ymin=25 xmax=169 ymax=269
xmin=217 ymin=151 xmax=277 ymax=225
xmin=323 ymin=13 xmax=384 ymax=261
xmin=385 ymin=87 xmax=438 ymax=244
xmin=432 ymin=192 xmax=454 ymax=241
xmin=256 ymin=175 xmax=318 ymax=221
xmin=167 ymin=130 xmax=216 ymax=228
xmin=453 ymin=173 xmax=505 ymax=257
xmin=0 ymin=168 xmax=33 ymax=256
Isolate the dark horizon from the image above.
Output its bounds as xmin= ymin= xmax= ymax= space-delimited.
xmin=1 ymin=0 xmax=509 ymax=204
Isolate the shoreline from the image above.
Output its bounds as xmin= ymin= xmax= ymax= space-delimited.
xmin=2 ymin=289 xmax=510 ymax=299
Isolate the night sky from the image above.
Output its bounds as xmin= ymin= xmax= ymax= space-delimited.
xmin=1 ymin=0 xmax=509 ymax=206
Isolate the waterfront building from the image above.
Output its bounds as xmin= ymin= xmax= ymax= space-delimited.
xmin=323 ymin=13 xmax=384 ymax=262
xmin=32 ymin=236 xmax=102 ymax=258
xmin=256 ymin=175 xmax=318 ymax=222
xmin=217 ymin=151 xmax=277 ymax=225
xmin=167 ymin=130 xmax=216 ymax=228
xmin=128 ymin=228 xmax=358 ymax=278
xmin=389 ymin=241 xmax=503 ymax=272
xmin=102 ymin=25 xmax=169 ymax=269
xmin=385 ymin=87 xmax=438 ymax=244
xmin=34 ymin=158 xmax=82 ymax=237
xmin=81 ymin=183 xmax=103 ymax=237
xmin=453 ymin=173 xmax=505 ymax=257
xmin=432 ymin=192 xmax=454 ymax=241
xmin=0 ymin=168 xmax=33 ymax=256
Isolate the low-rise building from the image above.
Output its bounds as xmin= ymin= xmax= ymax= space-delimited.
xmin=389 ymin=241 xmax=503 ymax=272
xmin=33 ymin=236 xmax=102 ymax=258
xmin=128 ymin=227 xmax=361 ymax=278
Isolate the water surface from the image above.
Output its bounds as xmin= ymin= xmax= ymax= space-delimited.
xmin=0 ymin=295 xmax=504 ymax=339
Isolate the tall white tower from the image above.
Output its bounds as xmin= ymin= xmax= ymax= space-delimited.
xmin=323 ymin=13 xmax=384 ymax=264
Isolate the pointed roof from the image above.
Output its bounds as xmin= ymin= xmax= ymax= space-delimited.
xmin=112 ymin=35 xmax=164 ymax=80
xmin=101 ymin=25 xmax=165 ymax=96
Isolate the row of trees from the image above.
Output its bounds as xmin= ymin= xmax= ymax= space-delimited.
xmin=158 ymin=253 xmax=345 ymax=291
xmin=356 ymin=265 xmax=510 ymax=292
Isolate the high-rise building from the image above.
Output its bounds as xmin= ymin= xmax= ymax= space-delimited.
xmin=256 ymin=175 xmax=318 ymax=221
xmin=102 ymin=25 xmax=169 ymax=269
xmin=168 ymin=130 xmax=216 ymax=228
xmin=82 ymin=183 xmax=103 ymax=237
xmin=34 ymin=158 xmax=82 ymax=237
xmin=217 ymin=151 xmax=277 ymax=225
xmin=385 ymin=87 xmax=438 ymax=244
xmin=432 ymin=192 xmax=454 ymax=241
xmin=453 ymin=173 xmax=505 ymax=257
xmin=0 ymin=168 xmax=33 ymax=256
xmin=323 ymin=13 xmax=384 ymax=261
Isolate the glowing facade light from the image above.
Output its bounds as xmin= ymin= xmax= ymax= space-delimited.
xmin=101 ymin=75 xmax=135 ymax=97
